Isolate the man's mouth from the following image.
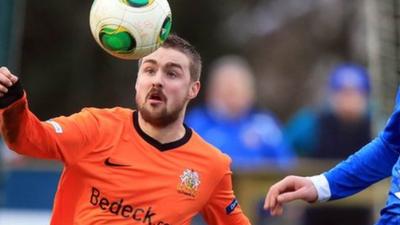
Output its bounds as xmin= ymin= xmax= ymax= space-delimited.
xmin=146 ymin=90 xmax=166 ymax=104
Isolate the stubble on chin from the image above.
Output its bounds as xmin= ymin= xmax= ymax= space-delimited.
xmin=137 ymin=100 xmax=182 ymax=128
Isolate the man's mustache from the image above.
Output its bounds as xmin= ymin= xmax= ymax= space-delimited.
xmin=146 ymin=87 xmax=166 ymax=102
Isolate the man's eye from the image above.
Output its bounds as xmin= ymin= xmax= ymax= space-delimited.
xmin=167 ymin=71 xmax=177 ymax=77
xmin=144 ymin=68 xmax=155 ymax=74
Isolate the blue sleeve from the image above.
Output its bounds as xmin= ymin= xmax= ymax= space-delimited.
xmin=324 ymin=87 xmax=400 ymax=200
xmin=324 ymin=137 xmax=398 ymax=200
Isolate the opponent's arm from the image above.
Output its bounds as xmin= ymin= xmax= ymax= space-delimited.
xmin=320 ymin=136 xmax=397 ymax=200
xmin=264 ymin=137 xmax=398 ymax=216
xmin=265 ymin=89 xmax=400 ymax=215
xmin=319 ymin=87 xmax=400 ymax=200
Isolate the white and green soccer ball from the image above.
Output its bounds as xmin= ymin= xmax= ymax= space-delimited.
xmin=90 ymin=0 xmax=172 ymax=60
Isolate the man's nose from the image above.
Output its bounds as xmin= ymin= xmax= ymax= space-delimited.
xmin=152 ymin=83 xmax=163 ymax=88
xmin=152 ymin=71 xmax=164 ymax=88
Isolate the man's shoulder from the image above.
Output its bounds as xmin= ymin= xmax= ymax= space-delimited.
xmin=80 ymin=106 xmax=133 ymax=119
xmin=73 ymin=107 xmax=134 ymax=143
xmin=189 ymin=131 xmax=232 ymax=166
xmin=65 ymin=107 xmax=134 ymax=133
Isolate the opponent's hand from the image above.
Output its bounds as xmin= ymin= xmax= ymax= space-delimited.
xmin=0 ymin=66 xmax=19 ymax=97
xmin=264 ymin=175 xmax=318 ymax=216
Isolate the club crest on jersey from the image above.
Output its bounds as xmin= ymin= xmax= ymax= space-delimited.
xmin=177 ymin=169 xmax=200 ymax=198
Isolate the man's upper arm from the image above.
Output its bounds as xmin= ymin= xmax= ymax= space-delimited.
xmin=201 ymin=172 xmax=251 ymax=225
xmin=1 ymin=97 xmax=99 ymax=164
xmin=45 ymin=108 xmax=100 ymax=164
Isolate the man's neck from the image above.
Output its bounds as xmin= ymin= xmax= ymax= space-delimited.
xmin=137 ymin=112 xmax=186 ymax=144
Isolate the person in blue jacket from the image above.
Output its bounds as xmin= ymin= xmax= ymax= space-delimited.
xmin=186 ymin=55 xmax=295 ymax=170
xmin=284 ymin=63 xmax=372 ymax=159
xmin=264 ymin=88 xmax=400 ymax=225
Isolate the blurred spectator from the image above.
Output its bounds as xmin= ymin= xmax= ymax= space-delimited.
xmin=284 ymin=63 xmax=372 ymax=159
xmin=186 ymin=55 xmax=295 ymax=170
xmin=282 ymin=63 xmax=374 ymax=225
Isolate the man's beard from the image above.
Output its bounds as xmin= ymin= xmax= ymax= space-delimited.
xmin=136 ymin=90 xmax=185 ymax=128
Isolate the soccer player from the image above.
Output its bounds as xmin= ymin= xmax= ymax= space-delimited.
xmin=264 ymin=88 xmax=400 ymax=225
xmin=0 ymin=35 xmax=251 ymax=225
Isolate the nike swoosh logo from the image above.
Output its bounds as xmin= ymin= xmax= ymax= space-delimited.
xmin=104 ymin=158 xmax=130 ymax=167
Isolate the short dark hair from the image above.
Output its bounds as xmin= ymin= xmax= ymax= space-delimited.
xmin=138 ymin=34 xmax=202 ymax=81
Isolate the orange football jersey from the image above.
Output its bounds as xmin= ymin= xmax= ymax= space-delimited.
xmin=0 ymin=95 xmax=251 ymax=225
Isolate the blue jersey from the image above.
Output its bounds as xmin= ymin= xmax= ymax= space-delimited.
xmin=316 ymin=89 xmax=400 ymax=224
xmin=185 ymin=106 xmax=295 ymax=169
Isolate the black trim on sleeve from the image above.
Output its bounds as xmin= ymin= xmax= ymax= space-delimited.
xmin=0 ymin=80 xmax=24 ymax=109
xmin=133 ymin=111 xmax=192 ymax=151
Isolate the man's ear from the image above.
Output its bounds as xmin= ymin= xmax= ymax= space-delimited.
xmin=188 ymin=81 xmax=200 ymax=100
xmin=135 ymin=74 xmax=139 ymax=91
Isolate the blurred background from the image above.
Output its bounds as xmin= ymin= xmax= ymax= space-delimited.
xmin=0 ymin=0 xmax=400 ymax=224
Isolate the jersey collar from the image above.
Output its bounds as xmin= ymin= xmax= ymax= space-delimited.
xmin=133 ymin=111 xmax=192 ymax=151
